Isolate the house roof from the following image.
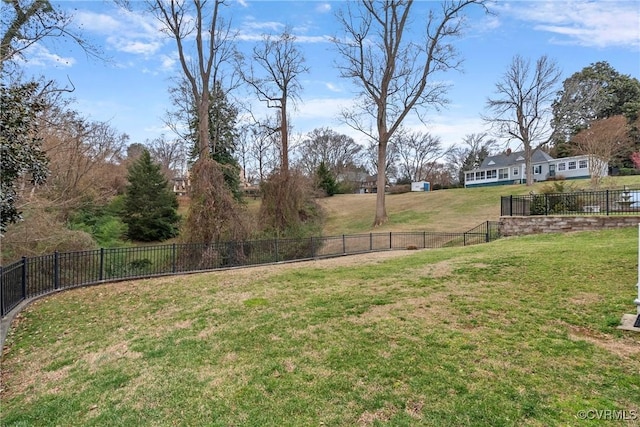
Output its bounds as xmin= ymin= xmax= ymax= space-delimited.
xmin=479 ymin=149 xmax=554 ymax=169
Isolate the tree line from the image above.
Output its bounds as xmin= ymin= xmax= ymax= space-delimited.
xmin=1 ymin=0 xmax=639 ymax=263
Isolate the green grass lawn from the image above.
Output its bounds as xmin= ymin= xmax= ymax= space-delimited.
xmin=2 ymin=227 xmax=639 ymax=426
xmin=319 ymin=176 xmax=640 ymax=235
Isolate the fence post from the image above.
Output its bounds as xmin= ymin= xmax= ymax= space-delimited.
xmin=99 ymin=248 xmax=104 ymax=281
xmin=486 ymin=221 xmax=490 ymax=243
xmin=311 ymin=237 xmax=315 ymax=258
xmin=423 ymin=231 xmax=426 ymax=249
xmin=545 ymin=194 xmax=549 ymax=216
xmin=606 ymin=190 xmax=610 ymax=216
xmin=369 ymin=233 xmax=373 ymax=251
xmin=172 ymin=243 xmax=177 ymax=273
xmin=342 ymin=235 xmax=346 ymax=254
xmin=54 ymin=251 xmax=60 ymax=290
xmin=21 ymin=256 xmax=27 ymax=300
xmin=389 ymin=232 xmax=392 ymax=249
xmin=463 ymin=233 xmax=467 ymax=246
xmin=1 ymin=265 xmax=4 ymax=316
xmin=510 ymin=195 xmax=513 ymax=216
xmin=275 ymin=238 xmax=279 ymax=262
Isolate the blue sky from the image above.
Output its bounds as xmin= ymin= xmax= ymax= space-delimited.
xmin=17 ymin=0 xmax=640 ymax=150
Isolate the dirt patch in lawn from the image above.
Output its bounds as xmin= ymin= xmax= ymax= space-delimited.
xmin=566 ymin=323 xmax=640 ymax=358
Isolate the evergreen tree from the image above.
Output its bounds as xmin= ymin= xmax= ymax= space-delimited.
xmin=123 ymin=149 xmax=180 ymax=241
xmin=551 ymin=61 xmax=640 ymax=163
xmin=0 ymin=81 xmax=48 ymax=232
xmin=316 ymin=161 xmax=338 ymax=196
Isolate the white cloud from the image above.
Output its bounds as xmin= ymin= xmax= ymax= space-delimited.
xmin=325 ymin=82 xmax=342 ymax=93
xmin=241 ymin=18 xmax=285 ymax=32
xmin=159 ymin=54 xmax=177 ymax=71
xmin=20 ymin=44 xmax=76 ymax=68
xmin=500 ymin=0 xmax=640 ymax=49
xmin=75 ymin=8 xmax=166 ymax=56
xmin=316 ymin=3 xmax=332 ymax=14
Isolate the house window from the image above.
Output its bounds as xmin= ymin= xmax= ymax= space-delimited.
xmin=579 ymin=159 xmax=588 ymax=169
xmin=475 ymin=171 xmax=485 ymax=180
xmin=466 ymin=172 xmax=474 ymax=182
xmin=533 ymin=165 xmax=542 ymax=175
xmin=487 ymin=170 xmax=497 ymax=179
xmin=499 ymin=168 xmax=509 ymax=179
xmin=513 ymin=168 xmax=519 ymax=176
xmin=568 ymin=161 xmax=577 ymax=170
xmin=558 ymin=162 xmax=566 ymax=171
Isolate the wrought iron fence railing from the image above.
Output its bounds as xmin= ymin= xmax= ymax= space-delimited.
xmin=1 ymin=222 xmax=499 ymax=317
xmin=501 ymin=188 xmax=640 ymax=216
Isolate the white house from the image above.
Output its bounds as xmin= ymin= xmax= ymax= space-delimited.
xmin=464 ymin=149 xmax=607 ymax=188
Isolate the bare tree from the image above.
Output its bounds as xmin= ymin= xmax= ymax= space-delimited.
xmin=365 ymin=139 xmax=398 ymax=183
xmin=572 ymin=115 xmax=631 ymax=188
xmin=484 ymin=55 xmax=561 ymax=186
xmin=295 ymin=127 xmax=363 ymax=177
xmin=150 ymin=0 xmax=235 ymax=159
xmin=1 ymin=0 xmax=100 ymax=70
xmin=163 ymin=76 xmax=195 ymax=143
xmin=41 ymin=109 xmax=129 ymax=216
xmin=393 ymin=128 xmax=450 ymax=182
xmin=251 ymin=120 xmax=280 ymax=181
xmin=447 ymin=132 xmax=498 ymax=184
xmin=238 ymin=28 xmax=309 ymax=173
xmin=147 ymin=134 xmax=187 ymax=180
xmin=148 ymin=0 xmax=248 ymax=244
xmin=333 ymin=0 xmax=488 ymax=226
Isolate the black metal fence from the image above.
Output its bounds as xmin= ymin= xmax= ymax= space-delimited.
xmin=1 ymin=222 xmax=499 ymax=317
xmin=501 ymin=188 xmax=640 ymax=216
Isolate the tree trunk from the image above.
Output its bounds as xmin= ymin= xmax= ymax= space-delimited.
xmin=281 ymin=100 xmax=289 ymax=172
xmin=373 ymin=138 xmax=388 ymax=226
xmin=524 ymin=144 xmax=533 ymax=186
xmin=197 ymin=95 xmax=210 ymax=160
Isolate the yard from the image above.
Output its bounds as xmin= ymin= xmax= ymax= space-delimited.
xmin=1 ymin=227 xmax=639 ymax=426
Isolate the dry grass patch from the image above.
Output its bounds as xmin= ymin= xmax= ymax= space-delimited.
xmin=566 ymin=323 xmax=640 ymax=359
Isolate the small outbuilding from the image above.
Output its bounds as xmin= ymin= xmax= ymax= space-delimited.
xmin=411 ymin=181 xmax=431 ymax=192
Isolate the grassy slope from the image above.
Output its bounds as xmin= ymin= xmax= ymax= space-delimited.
xmin=2 ymin=176 xmax=640 ymax=426
xmin=1 ymin=230 xmax=639 ymax=426
xmin=319 ymin=176 xmax=640 ymax=235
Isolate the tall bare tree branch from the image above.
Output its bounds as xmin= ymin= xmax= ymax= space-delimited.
xmin=238 ymin=28 xmax=309 ymax=173
xmin=483 ymin=55 xmax=561 ymax=186
xmin=333 ymin=0 xmax=488 ymax=226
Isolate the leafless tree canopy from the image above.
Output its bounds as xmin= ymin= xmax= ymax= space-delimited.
xmin=446 ymin=132 xmax=498 ymax=184
xmin=484 ymin=54 xmax=561 ymax=185
xmin=238 ymin=29 xmax=309 ymax=172
xmin=393 ymin=128 xmax=451 ymax=182
xmin=150 ymin=0 xmax=236 ymax=159
xmin=149 ymin=0 xmax=246 ymax=245
xmin=295 ymin=128 xmax=364 ymax=177
xmin=333 ymin=0 xmax=488 ymax=225
xmin=1 ymin=0 xmax=101 ymax=70
xmin=572 ymin=115 xmax=632 ymax=188
xmin=147 ymin=134 xmax=188 ymax=181
xmin=36 ymin=92 xmax=129 ymax=218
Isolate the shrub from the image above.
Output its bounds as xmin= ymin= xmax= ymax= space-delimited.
xmin=388 ymin=184 xmax=410 ymax=194
xmin=1 ymin=200 xmax=97 ymax=264
xmin=259 ymin=170 xmax=323 ymax=239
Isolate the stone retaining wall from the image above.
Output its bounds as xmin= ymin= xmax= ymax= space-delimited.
xmin=499 ymin=216 xmax=640 ymax=237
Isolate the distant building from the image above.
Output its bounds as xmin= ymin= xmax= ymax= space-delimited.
xmin=464 ymin=149 xmax=607 ymax=188
xmin=411 ymin=181 xmax=430 ymax=192
xmin=172 ymin=172 xmax=190 ymax=196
